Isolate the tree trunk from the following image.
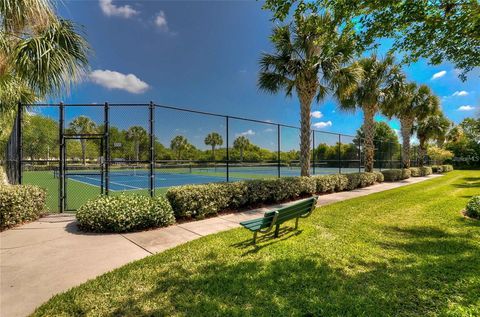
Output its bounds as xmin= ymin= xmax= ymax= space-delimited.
xmin=418 ymin=138 xmax=426 ymax=167
xmin=297 ymin=84 xmax=316 ymax=177
xmin=212 ymin=146 xmax=215 ymax=161
xmin=400 ymin=116 xmax=414 ymax=169
xmin=135 ymin=141 xmax=139 ymax=161
xmin=81 ymin=139 xmax=86 ymax=166
xmin=363 ymin=105 xmax=376 ymax=172
xmin=240 ymin=148 xmax=243 ymax=162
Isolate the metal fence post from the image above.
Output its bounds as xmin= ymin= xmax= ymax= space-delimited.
xmin=226 ymin=116 xmax=229 ymax=182
xmin=277 ymin=124 xmax=281 ymax=178
xmin=312 ymin=130 xmax=315 ymax=175
xmin=379 ymin=140 xmax=383 ymax=171
xmin=59 ymin=102 xmax=65 ymax=213
xmin=149 ymin=101 xmax=155 ymax=197
xmin=358 ymin=138 xmax=362 ymax=172
xmin=104 ymin=102 xmax=110 ymax=195
xmin=17 ymin=102 xmax=23 ymax=184
xmin=338 ymin=134 xmax=341 ymax=174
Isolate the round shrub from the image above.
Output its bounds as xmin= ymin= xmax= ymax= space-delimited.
xmin=313 ymin=174 xmax=348 ymax=193
xmin=381 ymin=169 xmax=411 ymax=182
xmin=420 ymin=166 xmax=432 ymax=176
xmin=76 ymin=194 xmax=175 ymax=233
xmin=441 ymin=164 xmax=454 ymax=172
xmin=409 ymin=167 xmax=421 ymax=177
xmin=465 ymin=196 xmax=480 ymax=219
xmin=373 ymin=171 xmax=384 ymax=183
xmin=431 ymin=165 xmax=443 ymax=173
xmin=0 ymin=184 xmax=47 ymax=230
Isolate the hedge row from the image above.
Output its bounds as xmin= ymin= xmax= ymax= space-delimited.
xmin=0 ymin=185 xmax=47 ymax=231
xmin=76 ymin=194 xmax=175 ymax=233
xmin=166 ymin=172 xmax=383 ymax=219
xmin=381 ymin=169 xmax=412 ymax=182
xmin=409 ymin=166 xmax=433 ymax=177
xmin=431 ymin=165 xmax=454 ymax=173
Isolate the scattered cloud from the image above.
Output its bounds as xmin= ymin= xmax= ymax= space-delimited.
xmin=431 ymin=70 xmax=446 ymax=80
xmin=90 ymin=69 xmax=149 ymax=94
xmin=452 ymin=90 xmax=469 ymax=97
xmin=264 ymin=128 xmax=274 ymax=132
xmin=457 ymin=105 xmax=476 ymax=111
xmin=99 ymin=0 xmax=139 ymax=18
xmin=310 ymin=111 xmax=323 ymax=119
xmin=154 ymin=11 xmax=169 ymax=31
xmin=313 ymin=121 xmax=332 ymax=129
xmin=235 ymin=129 xmax=255 ymax=137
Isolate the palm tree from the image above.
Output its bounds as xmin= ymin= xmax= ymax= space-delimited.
xmin=170 ymin=136 xmax=189 ymax=160
xmin=338 ymin=54 xmax=402 ymax=172
xmin=204 ymin=132 xmax=223 ymax=161
xmin=384 ymin=81 xmax=440 ymax=168
xmin=233 ymin=136 xmax=250 ymax=161
xmin=416 ymin=111 xmax=449 ymax=167
xmin=126 ymin=126 xmax=147 ymax=162
xmin=258 ymin=13 xmax=361 ymax=176
xmin=0 ymin=0 xmax=89 ymax=141
xmin=68 ymin=116 xmax=97 ymax=165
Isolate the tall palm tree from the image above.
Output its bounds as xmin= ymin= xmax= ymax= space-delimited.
xmin=258 ymin=13 xmax=361 ymax=176
xmin=170 ymin=136 xmax=189 ymax=160
xmin=68 ymin=116 xmax=97 ymax=165
xmin=384 ymin=81 xmax=440 ymax=168
xmin=416 ymin=111 xmax=449 ymax=167
xmin=126 ymin=126 xmax=147 ymax=162
xmin=338 ymin=54 xmax=402 ymax=172
xmin=0 ymin=0 xmax=89 ymax=140
xmin=233 ymin=136 xmax=250 ymax=162
xmin=204 ymin=132 xmax=223 ymax=161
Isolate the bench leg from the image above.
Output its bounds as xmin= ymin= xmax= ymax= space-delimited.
xmin=274 ymin=224 xmax=280 ymax=238
xmin=295 ymin=217 xmax=299 ymax=230
xmin=253 ymin=231 xmax=257 ymax=244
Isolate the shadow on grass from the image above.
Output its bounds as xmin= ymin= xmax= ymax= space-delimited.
xmin=453 ymin=177 xmax=480 ymax=188
xmin=52 ymin=224 xmax=480 ymax=317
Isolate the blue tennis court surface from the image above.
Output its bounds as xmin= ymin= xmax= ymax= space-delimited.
xmin=66 ymin=167 xmax=363 ymax=191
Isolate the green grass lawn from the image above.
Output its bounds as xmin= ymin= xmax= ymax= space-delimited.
xmin=33 ymin=170 xmax=480 ymax=316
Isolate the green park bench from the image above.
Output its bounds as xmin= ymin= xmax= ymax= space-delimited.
xmin=240 ymin=196 xmax=318 ymax=244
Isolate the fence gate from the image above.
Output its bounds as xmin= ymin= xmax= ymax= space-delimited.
xmin=62 ymin=136 xmax=105 ymax=211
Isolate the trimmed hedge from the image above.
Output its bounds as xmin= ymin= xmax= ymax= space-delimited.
xmin=431 ymin=165 xmax=443 ymax=173
xmin=167 ymin=177 xmax=317 ymax=219
xmin=420 ymin=166 xmax=433 ymax=176
xmin=312 ymin=174 xmax=348 ymax=193
xmin=381 ymin=169 xmax=411 ymax=182
xmin=374 ymin=171 xmax=384 ymax=183
xmin=409 ymin=167 xmax=422 ymax=177
xmin=0 ymin=166 xmax=8 ymax=185
xmin=76 ymin=194 xmax=175 ymax=233
xmin=465 ymin=196 xmax=480 ymax=219
xmin=0 ymin=185 xmax=47 ymax=230
xmin=167 ymin=173 xmax=382 ymax=219
xmin=441 ymin=164 xmax=454 ymax=172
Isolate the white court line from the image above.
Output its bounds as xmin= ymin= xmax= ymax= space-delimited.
xmin=70 ymin=175 xmax=143 ymax=190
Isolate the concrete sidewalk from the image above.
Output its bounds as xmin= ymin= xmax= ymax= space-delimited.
xmin=0 ymin=175 xmax=441 ymax=317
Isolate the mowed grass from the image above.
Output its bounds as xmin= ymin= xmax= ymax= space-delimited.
xmin=33 ymin=171 xmax=480 ymax=316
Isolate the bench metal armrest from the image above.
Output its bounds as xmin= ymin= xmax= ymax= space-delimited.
xmin=258 ymin=211 xmax=279 ymax=233
xmin=299 ymin=196 xmax=318 ymax=218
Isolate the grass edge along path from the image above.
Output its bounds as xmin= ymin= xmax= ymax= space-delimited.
xmin=33 ymin=171 xmax=480 ymax=316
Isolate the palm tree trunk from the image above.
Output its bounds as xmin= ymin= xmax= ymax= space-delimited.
xmin=362 ymin=105 xmax=376 ymax=172
xmin=135 ymin=141 xmax=139 ymax=161
xmin=212 ymin=146 xmax=215 ymax=161
xmin=240 ymin=148 xmax=243 ymax=162
xmin=418 ymin=138 xmax=426 ymax=167
xmin=298 ymin=88 xmax=315 ymax=177
xmin=81 ymin=139 xmax=86 ymax=166
xmin=400 ymin=116 xmax=414 ymax=168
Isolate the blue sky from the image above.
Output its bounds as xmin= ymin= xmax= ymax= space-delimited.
xmin=43 ymin=0 xmax=479 ymax=151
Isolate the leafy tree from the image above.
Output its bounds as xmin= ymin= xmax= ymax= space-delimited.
xmin=258 ymin=13 xmax=361 ymax=176
xmin=339 ymin=54 xmax=402 ymax=172
xmin=0 ymin=0 xmax=89 ymax=140
xmin=445 ymin=118 xmax=480 ymax=168
xmin=204 ymin=132 xmax=223 ymax=161
xmin=262 ymin=0 xmax=480 ymax=80
xmin=68 ymin=116 xmax=97 ymax=165
xmin=233 ymin=136 xmax=250 ymax=161
xmin=126 ymin=126 xmax=148 ymax=162
xmin=427 ymin=146 xmax=454 ymax=165
xmin=354 ymin=121 xmax=400 ymax=164
xmin=170 ymin=136 xmax=189 ymax=160
xmin=416 ymin=112 xmax=450 ymax=166
xmin=384 ymin=82 xmax=440 ymax=168
xmin=23 ymin=114 xmax=58 ymax=160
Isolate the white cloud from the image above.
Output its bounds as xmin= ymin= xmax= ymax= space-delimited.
xmin=235 ymin=129 xmax=255 ymax=137
xmin=99 ymin=0 xmax=139 ymax=18
xmin=310 ymin=111 xmax=323 ymax=119
xmin=452 ymin=90 xmax=469 ymax=97
xmin=431 ymin=70 xmax=447 ymax=80
xmin=154 ymin=11 xmax=169 ymax=31
xmin=313 ymin=121 xmax=332 ymax=129
xmin=457 ymin=105 xmax=476 ymax=111
xmin=264 ymin=128 xmax=274 ymax=132
xmin=90 ymin=69 xmax=149 ymax=94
